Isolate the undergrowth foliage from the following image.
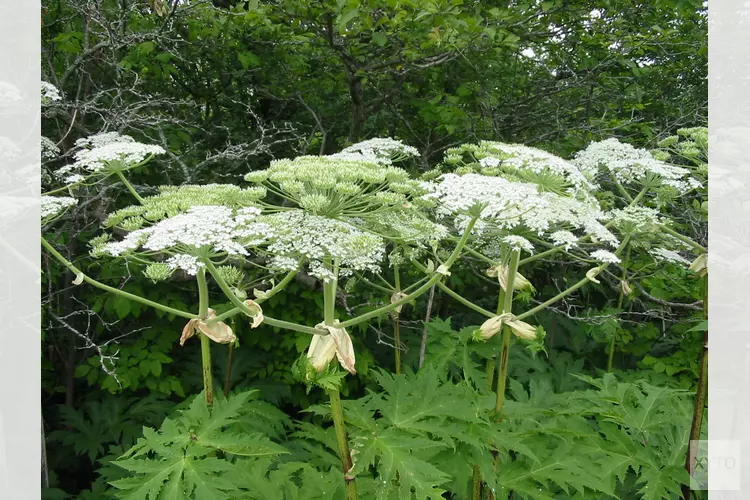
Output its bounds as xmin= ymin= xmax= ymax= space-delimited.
xmin=41 ymin=76 xmax=707 ymax=499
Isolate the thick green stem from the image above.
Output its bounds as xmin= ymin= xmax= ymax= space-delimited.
xmin=658 ymin=224 xmax=707 ymax=253
xmin=41 ymin=237 xmax=196 ymax=319
xmin=439 ymin=281 xmax=495 ymax=318
xmin=495 ymin=249 xmax=520 ymax=420
xmin=197 ymin=268 xmax=214 ymax=405
xmin=329 ymin=388 xmax=357 ymax=499
xmin=115 ymin=170 xmax=144 ymax=203
xmin=323 ymin=269 xmax=357 ymax=499
xmin=683 ymin=275 xmax=708 ymax=500
xmin=393 ymin=265 xmax=402 ymax=374
xmin=608 ymin=244 xmax=631 ymax=372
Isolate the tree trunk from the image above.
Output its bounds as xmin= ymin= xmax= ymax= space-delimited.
xmin=347 ymin=76 xmax=366 ymax=143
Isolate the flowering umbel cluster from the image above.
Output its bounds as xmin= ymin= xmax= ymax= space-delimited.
xmin=41 ymin=196 xmax=77 ymax=222
xmin=104 ymin=184 xmax=267 ymax=229
xmin=573 ymin=138 xmax=702 ymax=194
xmin=259 ymin=210 xmax=385 ymax=282
xmin=41 ymin=81 xmax=62 ymax=105
xmin=441 ymin=140 xmax=596 ymax=196
xmin=423 ymin=173 xmax=618 ymax=250
xmin=329 ymin=137 xmax=420 ymax=164
xmin=245 ymin=155 xmax=428 ymax=218
xmin=59 ymin=132 xmax=166 ymax=177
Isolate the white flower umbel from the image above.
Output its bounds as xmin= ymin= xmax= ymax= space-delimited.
xmin=245 ymin=155 xmax=424 ymax=218
xmin=74 ymin=132 xmax=134 ymax=149
xmin=41 ymin=195 xmax=77 ymax=221
xmin=330 ymin=137 xmax=420 ymax=164
xmin=502 ymin=235 xmax=534 ymax=254
xmin=104 ymin=184 xmax=267 ymax=228
xmin=424 ymin=173 xmax=618 ymax=248
xmin=549 ymin=230 xmax=579 ymax=250
xmin=589 ymin=249 xmax=621 ymax=264
xmin=649 ymin=247 xmax=691 ymax=266
xmin=607 ymin=205 xmax=662 ymax=234
xmin=573 ymin=138 xmax=702 ymax=193
xmin=41 ymin=81 xmax=62 ymax=105
xmin=102 ymin=206 xmax=270 ymax=271
xmin=72 ymin=133 xmax=165 ymax=173
xmin=260 ymin=210 xmax=385 ymax=282
xmin=41 ymin=136 xmax=60 ymax=160
xmin=166 ymin=254 xmax=205 ymax=275
xmin=444 ymin=141 xmax=596 ymax=194
xmin=364 ymin=210 xmax=449 ymax=247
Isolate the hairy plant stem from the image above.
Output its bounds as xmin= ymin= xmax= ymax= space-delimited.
xmin=472 ymin=283 xmax=505 ymax=500
xmin=224 ymin=316 xmax=237 ymax=397
xmin=418 ymin=285 xmax=436 ymax=369
xmin=683 ymin=275 xmax=708 ymax=500
xmin=495 ymin=250 xmax=520 ymax=420
xmin=115 ymin=170 xmax=144 ymax=203
xmin=607 ymin=244 xmax=631 ymax=372
xmin=197 ymin=268 xmax=214 ymax=405
xmin=41 ymin=237 xmax=196 ymax=319
xmin=323 ymin=276 xmax=358 ymax=500
xmin=393 ymin=265 xmax=402 ymax=374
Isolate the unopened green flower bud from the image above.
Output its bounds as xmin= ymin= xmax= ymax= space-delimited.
xmin=299 ymin=193 xmax=330 ymax=213
xmin=144 ymin=262 xmax=174 ymax=282
xmin=245 ymin=170 xmax=268 ymax=184
xmin=657 ymin=136 xmax=679 ymax=148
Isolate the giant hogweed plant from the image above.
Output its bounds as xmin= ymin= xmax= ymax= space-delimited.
xmin=41 ymin=85 xmax=707 ymax=498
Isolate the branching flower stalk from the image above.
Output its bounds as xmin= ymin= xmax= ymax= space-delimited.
xmin=40 ymin=238 xmax=196 ymax=320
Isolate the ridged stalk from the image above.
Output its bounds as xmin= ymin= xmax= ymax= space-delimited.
xmin=197 ymin=268 xmax=213 ymax=405
xmin=324 ymin=277 xmax=358 ymax=500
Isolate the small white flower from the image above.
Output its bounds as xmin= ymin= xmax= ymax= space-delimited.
xmin=332 ymin=137 xmax=420 ymax=164
xmin=73 ymin=136 xmax=165 ymax=172
xmin=64 ymin=174 xmax=85 ymax=185
xmin=166 ymin=254 xmax=205 ymax=275
xmin=479 ymin=157 xmax=500 ymax=168
xmin=424 ymin=173 xmax=618 ymax=247
xmin=41 ymin=136 xmax=60 ymax=160
xmin=649 ymin=248 xmax=690 ymax=265
xmin=573 ymin=138 xmax=701 ymax=193
xmin=261 ymin=210 xmax=385 ymax=282
xmin=103 ymin=205 xmax=269 ymax=259
xmin=502 ymin=235 xmax=534 ymax=254
xmin=41 ymin=195 xmax=77 ymax=220
xmin=590 ymin=249 xmax=621 ymax=264
xmin=550 ymin=230 xmax=578 ymax=250
xmin=41 ymin=81 xmax=62 ymax=105
xmin=474 ymin=141 xmax=597 ymax=192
